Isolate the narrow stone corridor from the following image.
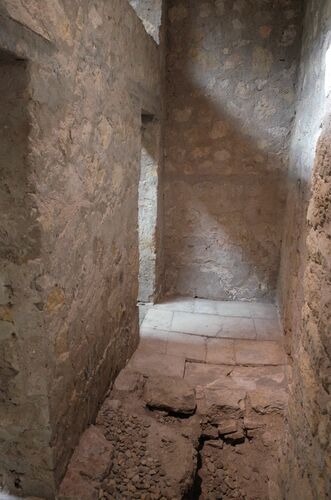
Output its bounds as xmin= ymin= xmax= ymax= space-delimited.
xmin=59 ymin=298 xmax=288 ymax=499
xmin=0 ymin=1 xmax=330 ymax=499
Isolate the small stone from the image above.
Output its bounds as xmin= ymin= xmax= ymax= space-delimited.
xmin=262 ymin=431 xmax=276 ymax=447
xmin=202 ymin=425 xmax=219 ymax=439
xmin=218 ymin=420 xmax=238 ymax=436
xmin=224 ymin=430 xmax=245 ymax=444
xmin=207 ymin=462 xmax=216 ymax=473
xmin=205 ymin=439 xmax=224 ymax=449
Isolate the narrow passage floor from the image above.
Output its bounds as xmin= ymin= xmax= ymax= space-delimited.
xmin=60 ymin=298 xmax=289 ymax=500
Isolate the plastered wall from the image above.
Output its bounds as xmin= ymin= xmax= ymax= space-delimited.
xmin=0 ymin=1 xmax=161 ymax=497
xmin=163 ymin=0 xmax=303 ymax=301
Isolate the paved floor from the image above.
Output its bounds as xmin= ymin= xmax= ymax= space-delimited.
xmin=128 ymin=298 xmax=288 ymax=389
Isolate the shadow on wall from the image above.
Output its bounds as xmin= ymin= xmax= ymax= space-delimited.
xmin=162 ymin=0 xmax=304 ymax=301
xmin=0 ymin=49 xmax=48 ymax=495
xmin=0 ymin=51 xmax=39 ymax=265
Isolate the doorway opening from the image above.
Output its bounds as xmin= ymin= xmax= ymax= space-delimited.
xmin=138 ymin=113 xmax=160 ymax=307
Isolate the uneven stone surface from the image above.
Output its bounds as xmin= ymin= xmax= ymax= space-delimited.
xmin=248 ymin=388 xmax=288 ymax=415
xmin=278 ymin=0 xmax=330 ymax=357
xmin=277 ymin=2 xmax=331 ymax=497
xmin=164 ymin=0 xmax=303 ymax=300
xmin=0 ymin=1 xmax=161 ymax=496
xmin=279 ymin=103 xmax=331 ymax=498
xmin=59 ymin=426 xmax=113 ymax=500
xmin=61 ymin=356 xmax=288 ymax=499
xmin=113 ymin=369 xmax=144 ymax=393
xmin=1 ymin=1 xmax=330 ymax=499
xmin=199 ymin=432 xmax=282 ymax=499
xmin=144 ymin=375 xmax=196 ymax=414
xmin=61 ymin=374 xmax=199 ymax=499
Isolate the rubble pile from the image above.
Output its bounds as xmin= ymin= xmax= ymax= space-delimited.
xmin=59 ymin=366 xmax=287 ymax=500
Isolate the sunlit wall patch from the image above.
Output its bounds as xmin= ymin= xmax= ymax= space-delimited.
xmin=325 ymin=44 xmax=331 ymax=96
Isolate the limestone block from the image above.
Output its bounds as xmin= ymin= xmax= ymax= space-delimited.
xmin=201 ymin=425 xmax=219 ymax=439
xmin=144 ymin=375 xmax=196 ymax=415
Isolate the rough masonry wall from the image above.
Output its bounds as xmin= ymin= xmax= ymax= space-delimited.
xmin=280 ymin=113 xmax=331 ymax=500
xmin=0 ymin=1 xmax=160 ymax=497
xmin=163 ymin=0 xmax=303 ymax=301
xmin=0 ymin=54 xmax=55 ymax=496
xmin=277 ymin=1 xmax=331 ymax=497
xmin=278 ymin=0 xmax=331 ymax=355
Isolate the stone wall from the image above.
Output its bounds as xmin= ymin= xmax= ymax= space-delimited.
xmin=278 ymin=0 xmax=331 ymax=354
xmin=280 ymin=111 xmax=331 ymax=500
xmin=163 ymin=0 xmax=303 ymax=301
xmin=138 ymin=116 xmax=161 ymax=303
xmin=278 ymin=1 xmax=331 ymax=497
xmin=0 ymin=53 xmax=54 ymax=496
xmin=129 ymin=0 xmax=163 ymax=43
xmin=0 ymin=1 xmax=161 ymax=497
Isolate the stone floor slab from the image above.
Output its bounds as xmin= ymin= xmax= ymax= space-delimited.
xmin=234 ymin=340 xmax=285 ymax=366
xmin=206 ymin=338 xmax=235 ymax=365
xmin=254 ymin=318 xmax=281 ymax=340
xmin=167 ymin=332 xmax=206 ymax=361
xmin=248 ymin=303 xmax=278 ymax=319
xmin=143 ymin=308 xmax=174 ymax=330
xmin=139 ymin=336 xmax=168 ymax=355
xmin=216 ymin=316 xmax=256 ymax=340
xmin=194 ymin=299 xmax=219 ymax=315
xmin=153 ymin=297 xmax=195 ymax=312
xmin=140 ymin=327 xmax=169 ymax=354
xmin=140 ymin=326 xmax=169 ymax=339
xmin=216 ymin=301 xmax=253 ymax=317
xmin=127 ymin=349 xmax=185 ymax=378
xmin=171 ymin=311 xmax=222 ymax=337
xmin=184 ymin=361 xmax=232 ymax=387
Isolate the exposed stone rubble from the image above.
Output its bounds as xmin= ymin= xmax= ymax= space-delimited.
xmin=60 ymin=363 xmax=288 ymax=499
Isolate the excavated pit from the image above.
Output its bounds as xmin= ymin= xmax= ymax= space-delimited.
xmin=184 ymin=436 xmax=204 ymax=500
xmin=59 ymin=366 xmax=287 ymax=500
